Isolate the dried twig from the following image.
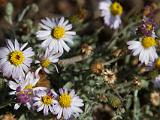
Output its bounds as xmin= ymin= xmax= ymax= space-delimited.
xmin=58 ymin=54 xmax=89 ymax=65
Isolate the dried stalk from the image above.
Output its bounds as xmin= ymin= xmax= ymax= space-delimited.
xmin=58 ymin=54 xmax=89 ymax=65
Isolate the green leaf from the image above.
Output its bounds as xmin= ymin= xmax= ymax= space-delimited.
xmin=6 ymin=2 xmax=14 ymax=16
xmin=63 ymin=82 xmax=74 ymax=89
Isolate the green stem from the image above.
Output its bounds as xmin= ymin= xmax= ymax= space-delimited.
xmin=109 ymin=84 xmax=123 ymax=101
xmin=107 ymin=21 xmax=140 ymax=49
xmin=18 ymin=6 xmax=30 ymax=22
xmin=133 ymin=90 xmax=140 ymax=120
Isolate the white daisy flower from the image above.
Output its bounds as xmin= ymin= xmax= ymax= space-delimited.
xmin=127 ymin=36 xmax=158 ymax=65
xmin=0 ymin=39 xmax=34 ymax=79
xmin=36 ymin=17 xmax=76 ymax=53
xmin=99 ymin=0 xmax=123 ymax=29
xmin=8 ymin=71 xmax=41 ymax=110
xmin=33 ymin=89 xmax=58 ymax=116
xmin=53 ymin=88 xmax=84 ymax=120
xmin=35 ymin=48 xmax=62 ymax=73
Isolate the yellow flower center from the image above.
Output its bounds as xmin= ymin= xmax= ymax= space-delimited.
xmin=110 ymin=2 xmax=123 ymax=16
xmin=9 ymin=50 xmax=24 ymax=66
xmin=155 ymin=58 xmax=160 ymax=69
xmin=41 ymin=59 xmax=51 ymax=68
xmin=42 ymin=95 xmax=52 ymax=105
xmin=141 ymin=36 xmax=156 ymax=48
xmin=24 ymin=84 xmax=33 ymax=90
xmin=59 ymin=93 xmax=71 ymax=108
xmin=146 ymin=24 xmax=153 ymax=31
xmin=52 ymin=26 xmax=65 ymax=39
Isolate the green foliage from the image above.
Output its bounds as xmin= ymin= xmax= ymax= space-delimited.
xmin=0 ymin=1 xmax=160 ymax=120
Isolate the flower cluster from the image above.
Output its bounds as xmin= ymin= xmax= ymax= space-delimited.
xmin=126 ymin=4 xmax=160 ymax=91
xmin=1 ymin=0 xmax=160 ymax=119
xmin=136 ymin=18 xmax=156 ymax=37
xmin=127 ymin=17 xmax=158 ymax=65
xmin=0 ymin=17 xmax=83 ymax=119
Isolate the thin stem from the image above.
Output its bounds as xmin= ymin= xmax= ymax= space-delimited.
xmin=18 ymin=6 xmax=30 ymax=22
xmin=0 ymin=100 xmax=14 ymax=109
xmin=58 ymin=54 xmax=90 ymax=65
xmin=107 ymin=21 xmax=140 ymax=49
xmin=109 ymin=84 xmax=123 ymax=101
xmin=103 ymin=57 xmax=120 ymax=66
